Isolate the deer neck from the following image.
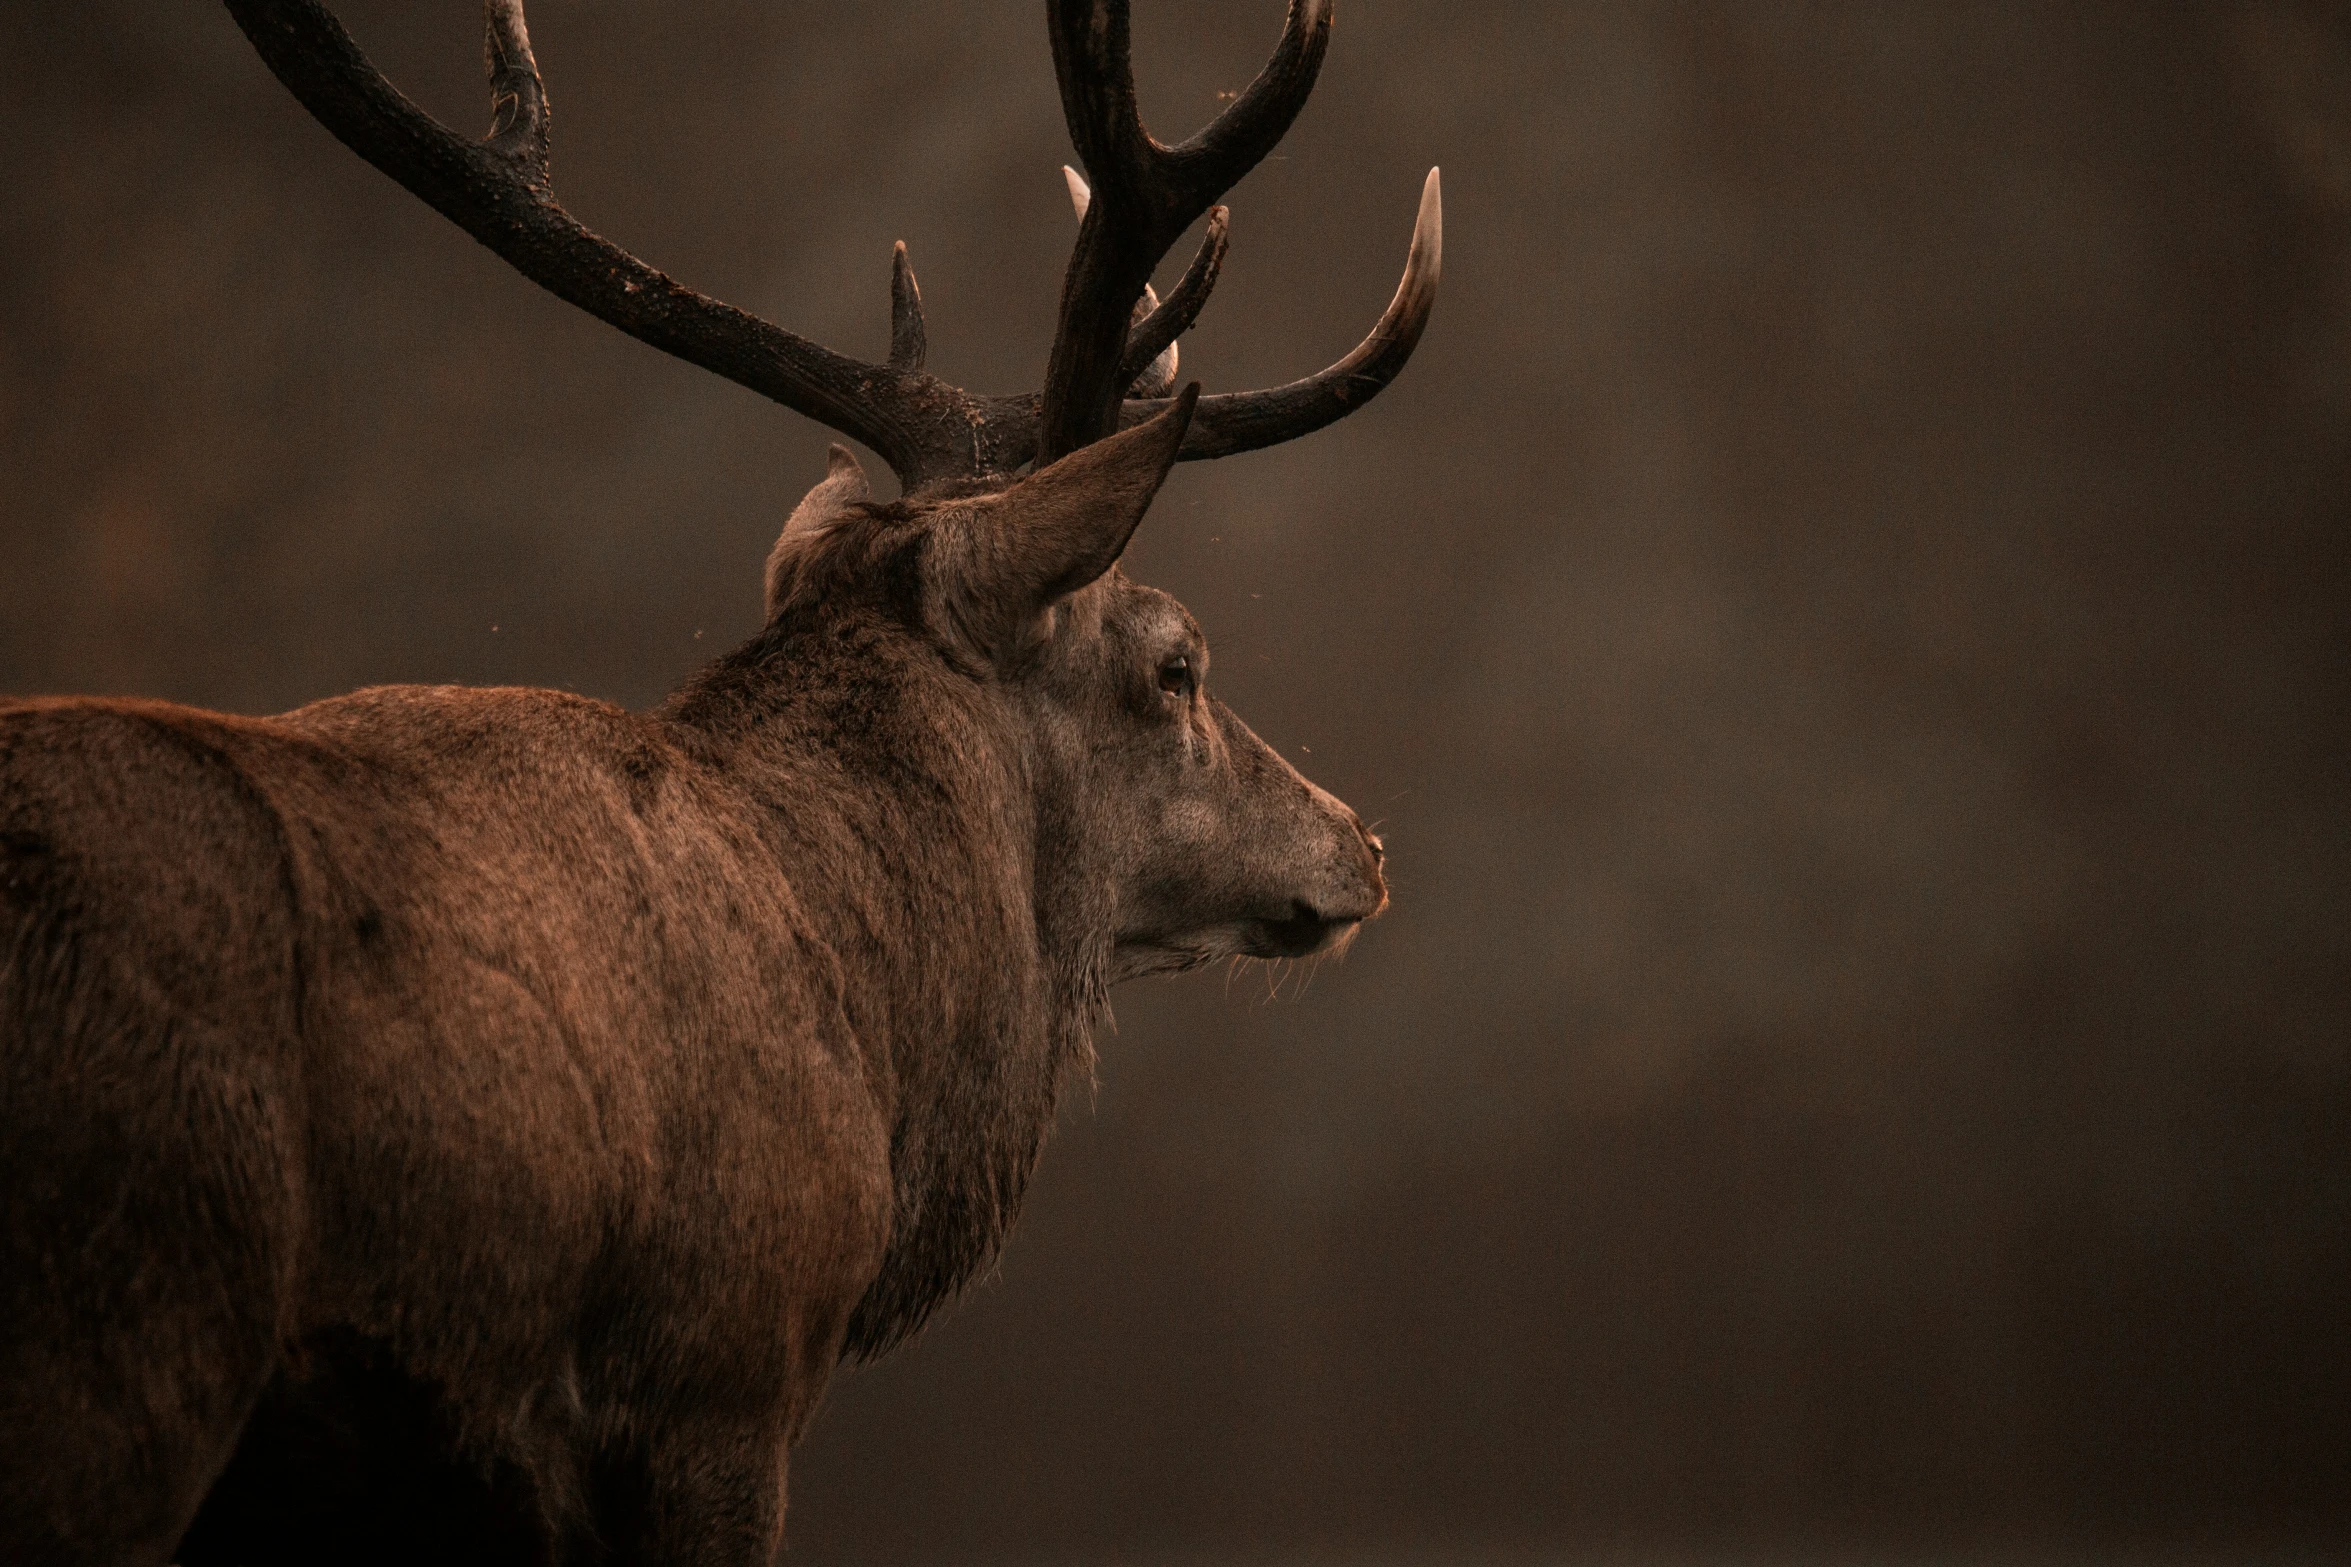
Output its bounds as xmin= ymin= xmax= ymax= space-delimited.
xmin=663 ymin=625 xmax=1107 ymax=1353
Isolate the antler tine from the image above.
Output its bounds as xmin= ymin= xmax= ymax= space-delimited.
xmin=482 ymin=0 xmax=547 ymax=171
xmin=1127 ymin=165 xmax=1442 ymax=461
xmin=223 ymin=0 xmax=1022 ymax=492
xmin=1120 ymin=205 xmax=1228 ymax=393
xmin=1157 ymin=1 xmax=1335 ymax=218
xmin=1047 ymin=6 xmax=1153 ymax=231
xmin=1060 ymin=169 xmax=1229 ymax=398
xmin=889 ymin=243 xmax=927 ymax=374
xmin=1040 ymin=0 xmax=1333 ymax=465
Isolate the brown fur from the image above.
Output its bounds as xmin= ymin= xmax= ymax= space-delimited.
xmin=0 ymin=408 xmax=1385 ymax=1564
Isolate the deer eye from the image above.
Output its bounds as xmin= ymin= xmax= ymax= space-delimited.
xmin=1156 ymin=655 xmax=1194 ymax=698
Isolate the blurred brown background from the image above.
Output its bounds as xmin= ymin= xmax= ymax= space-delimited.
xmin=4 ymin=0 xmax=2348 ymax=1559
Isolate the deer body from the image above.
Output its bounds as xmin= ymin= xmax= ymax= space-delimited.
xmin=2 ymin=0 xmax=1436 ymax=1559
xmin=0 ymin=670 xmax=1003 ymax=1554
xmin=3 ymin=478 xmax=1392 ymax=1561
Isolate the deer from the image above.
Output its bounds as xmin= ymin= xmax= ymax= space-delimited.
xmin=0 ymin=0 xmax=1437 ymax=1560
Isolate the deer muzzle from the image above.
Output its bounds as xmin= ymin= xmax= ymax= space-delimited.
xmin=1242 ymin=812 xmax=1388 ymax=959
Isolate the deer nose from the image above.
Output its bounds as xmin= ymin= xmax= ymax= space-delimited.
xmin=1345 ymin=822 xmax=1389 ymax=920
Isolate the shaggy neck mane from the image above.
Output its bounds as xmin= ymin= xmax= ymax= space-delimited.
xmin=662 ymin=514 xmax=1108 ymax=1359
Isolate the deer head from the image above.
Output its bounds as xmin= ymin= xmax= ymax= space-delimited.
xmin=761 ymin=401 xmax=1390 ymax=991
xmin=222 ymin=0 xmax=1436 ymax=972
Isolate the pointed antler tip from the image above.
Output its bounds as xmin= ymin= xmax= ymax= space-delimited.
xmin=888 ymin=240 xmax=927 ymax=373
xmin=1062 ymin=164 xmax=1092 ymax=221
xmin=1413 ymin=168 xmax=1443 ymax=276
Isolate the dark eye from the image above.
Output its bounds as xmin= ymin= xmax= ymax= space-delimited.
xmin=1156 ymin=654 xmax=1194 ymax=698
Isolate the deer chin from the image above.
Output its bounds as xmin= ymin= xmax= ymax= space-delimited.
xmin=1107 ymin=941 xmax=1219 ymax=982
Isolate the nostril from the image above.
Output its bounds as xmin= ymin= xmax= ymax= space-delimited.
xmin=1290 ymin=898 xmax=1322 ymax=927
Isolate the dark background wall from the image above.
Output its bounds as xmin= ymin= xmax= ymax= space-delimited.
xmin=4 ymin=1 xmax=2348 ymax=1558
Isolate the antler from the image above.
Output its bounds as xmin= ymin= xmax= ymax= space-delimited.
xmin=1126 ymin=164 xmax=1441 ymax=459
xmin=224 ymin=0 xmax=1438 ymax=492
xmin=222 ymin=0 xmax=1032 ymax=491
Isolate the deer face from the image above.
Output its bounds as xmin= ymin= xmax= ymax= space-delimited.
xmin=766 ymin=393 xmax=1386 ymax=980
xmin=1035 ymin=571 xmax=1387 ymax=978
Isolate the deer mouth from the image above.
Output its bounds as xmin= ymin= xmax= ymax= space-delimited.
xmin=1242 ymin=900 xmax=1364 ymax=960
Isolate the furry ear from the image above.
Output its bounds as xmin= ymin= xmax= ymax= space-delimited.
xmin=765 ymin=444 xmax=871 ymax=621
xmin=934 ymin=385 xmax=1197 ymax=660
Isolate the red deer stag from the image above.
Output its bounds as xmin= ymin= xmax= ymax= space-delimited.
xmin=0 ymin=0 xmax=1437 ymax=1560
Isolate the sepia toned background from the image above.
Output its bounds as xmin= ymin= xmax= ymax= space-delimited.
xmin=4 ymin=0 xmax=2348 ymax=1558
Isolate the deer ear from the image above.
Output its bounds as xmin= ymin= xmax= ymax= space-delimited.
xmin=936 ymin=386 xmax=1198 ymax=660
xmin=766 ymin=444 xmax=871 ymax=621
